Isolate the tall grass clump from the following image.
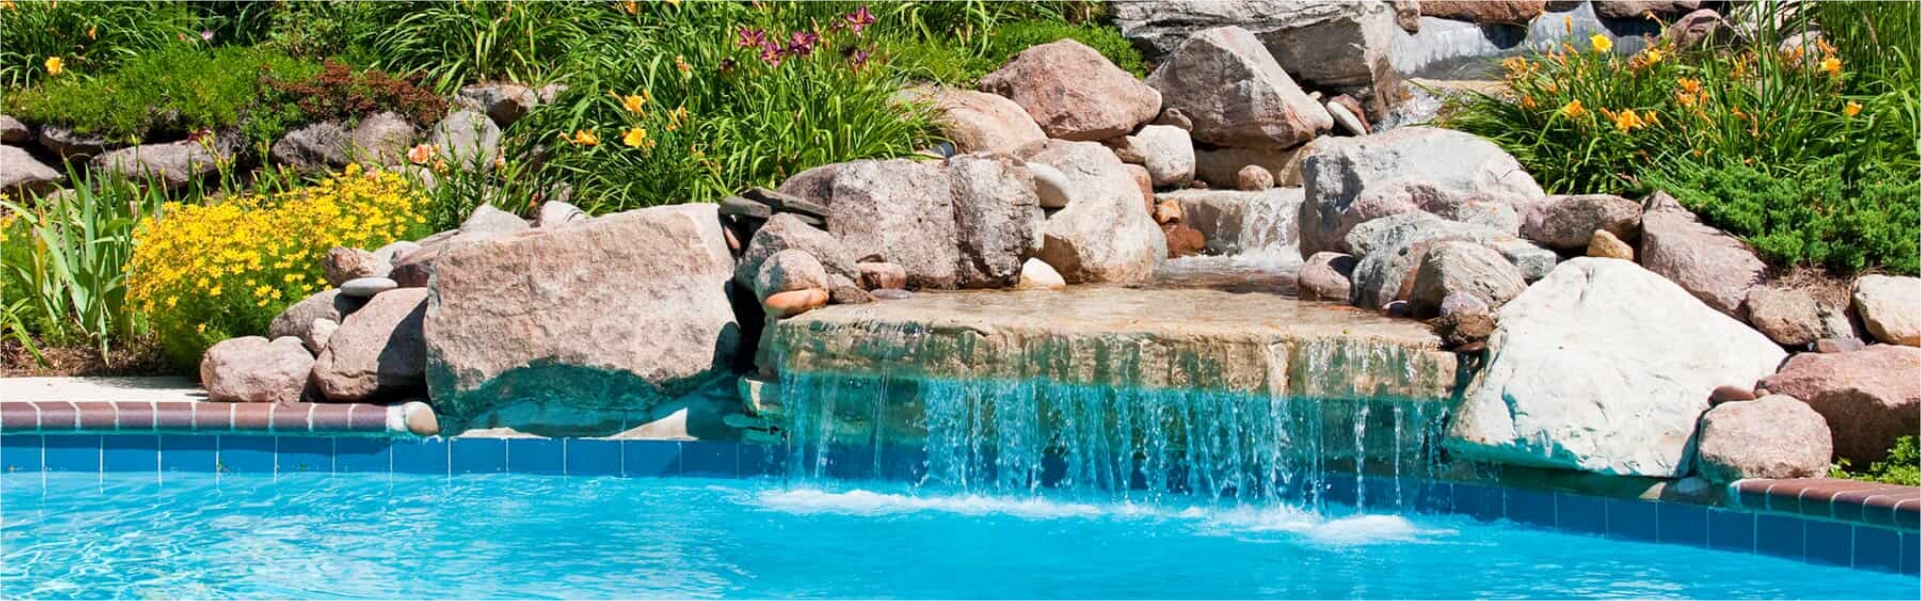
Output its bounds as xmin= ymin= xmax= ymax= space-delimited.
xmin=350 ymin=0 xmax=595 ymax=94
xmin=0 ymin=172 xmax=168 ymax=363
xmin=1443 ymin=1 xmax=1919 ymax=275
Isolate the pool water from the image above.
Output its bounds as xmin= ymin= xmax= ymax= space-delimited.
xmin=3 ymin=473 xmax=1915 ymax=599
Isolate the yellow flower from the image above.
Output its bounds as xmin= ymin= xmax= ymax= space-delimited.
xmin=1844 ymin=101 xmax=1862 ymax=118
xmin=1819 ymin=56 xmax=1842 ymax=77
xmin=1558 ymin=99 xmax=1587 ymax=119
xmin=570 ymin=130 xmax=599 ymax=146
xmin=1 ymin=2 xmax=16 ymax=11
xmin=620 ymin=0 xmax=637 ymax=14
xmin=87 ymin=25 xmax=96 ymax=40
xmin=1607 ymin=108 xmax=1646 ymax=133
xmin=675 ymin=55 xmax=692 ymax=77
xmin=1677 ymin=77 xmax=1702 ymax=95
xmin=663 ymin=0 xmax=680 ymax=6
xmin=43 ymin=56 xmax=63 ymax=76
xmin=1590 ymin=34 xmax=1613 ymax=54
xmin=1642 ymin=48 xmax=1663 ymax=65
xmin=1520 ymin=95 xmax=1537 ymax=109
xmin=1564 ymin=15 xmax=1573 ymax=34
xmin=622 ymin=126 xmax=649 ymax=148
xmin=617 ymin=92 xmax=647 ymax=114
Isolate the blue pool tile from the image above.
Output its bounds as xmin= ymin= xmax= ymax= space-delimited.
xmin=218 ymin=436 xmax=277 ymax=473
xmin=159 ymin=435 xmax=217 ymax=472
xmin=2 ymin=434 xmax=43 ymax=472
xmin=507 ymin=438 xmax=565 ymax=475
xmin=1706 ymin=508 xmax=1756 ymax=553
xmin=391 ymin=438 xmax=448 ymax=475
xmin=1605 ymin=498 xmax=1658 ymax=542
xmin=101 ymin=435 xmax=160 ymax=472
xmin=1656 ymin=502 xmax=1709 ymax=548
xmin=738 ymin=442 xmax=786 ymax=477
xmin=1505 ymin=489 xmax=1556 ymax=528
xmin=564 ymin=439 xmax=622 ymax=477
xmin=450 ymin=438 xmax=506 ymax=474
xmin=1803 ymin=520 xmax=1853 ymax=567
xmin=1324 ymin=475 xmax=1358 ymax=506
xmin=42 ymin=435 xmax=100 ymax=472
xmin=276 ymin=437 xmax=334 ymax=474
xmin=334 ymin=438 xmax=392 ymax=473
xmin=1410 ymin=480 xmax=1454 ymax=514
xmin=1903 ymin=531 xmax=1919 ymax=576
xmin=1854 ymin=526 xmax=1902 ymax=573
xmin=681 ymin=441 xmax=739 ymax=477
xmin=1451 ymin=483 xmax=1505 ymax=521
xmin=1556 ymin=493 xmax=1608 ymax=536
xmin=622 ymin=440 xmax=680 ymax=477
xmin=1755 ymin=514 xmax=1806 ymax=560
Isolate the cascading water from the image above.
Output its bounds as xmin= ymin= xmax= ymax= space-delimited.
xmin=774 ymin=322 xmax=1454 ymax=514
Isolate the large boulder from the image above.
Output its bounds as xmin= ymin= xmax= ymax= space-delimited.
xmin=1638 ymin=192 xmax=1766 ymax=317
xmin=1420 ymin=0 xmax=1546 ymax=24
xmin=0 ymin=146 xmax=62 ymax=196
xmin=1345 ymin=212 xmax=1557 ymax=309
xmin=271 ymin=121 xmax=352 ymax=173
xmin=423 ymin=204 xmax=740 ymax=433
xmin=1020 ymin=141 xmax=1165 ymax=284
xmin=1853 ymin=275 xmax=1919 ymax=346
xmin=1299 ymin=127 xmax=1545 ymax=256
xmin=1111 ymin=1 xmax=1400 ymax=90
xmin=350 ymin=112 xmax=417 ymax=166
xmin=1145 ymin=26 xmax=1332 ymax=148
xmin=1520 ymin=194 xmax=1642 ymax=252
xmin=312 ymin=288 xmax=430 ymax=402
xmin=1694 ymin=395 xmax=1834 ymax=483
xmin=795 ymin=154 xmax=1040 ymax=289
xmin=1447 ymin=258 xmax=1789 ymax=477
xmin=1759 ymin=345 xmax=1920 ymax=463
xmin=429 ymin=109 xmax=502 ymax=171
xmin=1408 ymin=241 xmax=1528 ymax=316
xmin=91 ymin=142 xmax=223 ymax=190
xmin=200 ymin=336 xmax=315 ymax=403
xmin=923 ymin=88 xmax=1046 ymax=155
xmin=1107 ymin=125 xmax=1195 ymax=188
xmin=978 ymin=39 xmax=1162 ymax=141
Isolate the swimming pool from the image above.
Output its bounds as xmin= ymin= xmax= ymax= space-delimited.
xmin=5 ymin=472 xmax=1916 ymax=599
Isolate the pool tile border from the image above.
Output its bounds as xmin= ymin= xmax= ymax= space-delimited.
xmin=2 ymin=433 xmax=1915 ymax=576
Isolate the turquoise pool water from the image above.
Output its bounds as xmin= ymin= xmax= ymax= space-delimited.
xmin=3 ymin=473 xmax=1915 ymax=599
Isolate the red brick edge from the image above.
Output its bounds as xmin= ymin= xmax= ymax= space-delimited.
xmin=1734 ymin=478 xmax=1921 ymax=531
xmin=0 ymin=400 xmax=439 ymax=438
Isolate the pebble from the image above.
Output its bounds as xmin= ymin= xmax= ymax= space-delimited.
xmin=339 ymin=277 xmax=399 ymax=298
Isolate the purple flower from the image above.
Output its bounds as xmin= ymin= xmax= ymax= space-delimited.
xmin=844 ymin=6 xmax=875 ymax=35
xmin=847 ymin=48 xmax=870 ymax=72
xmin=786 ymin=31 xmax=819 ymax=57
xmin=759 ymin=40 xmax=784 ymax=66
xmin=736 ymin=27 xmax=766 ymax=49
xmin=200 ymin=30 xmax=215 ymax=42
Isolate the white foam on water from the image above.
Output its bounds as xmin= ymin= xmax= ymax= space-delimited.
xmin=1184 ymin=505 xmax=1456 ymax=545
xmin=753 ymin=488 xmax=1111 ymax=520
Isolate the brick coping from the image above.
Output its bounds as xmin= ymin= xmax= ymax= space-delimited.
xmin=0 ymin=400 xmax=438 ymax=438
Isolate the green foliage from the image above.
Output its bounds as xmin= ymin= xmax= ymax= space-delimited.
xmin=0 ymin=0 xmax=202 ymax=87
xmin=1832 ymin=436 xmax=1921 ymax=486
xmin=349 ymin=0 xmax=595 ymax=94
xmin=3 ymin=45 xmax=320 ymax=145
xmin=966 ymin=19 xmax=1146 ymax=80
xmin=1441 ymin=0 xmax=1920 ymax=275
xmin=0 ymin=170 xmax=168 ymax=363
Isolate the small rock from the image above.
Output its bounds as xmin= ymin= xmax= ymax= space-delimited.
xmin=1017 ymin=258 xmax=1067 ymax=290
xmin=374 ymin=240 xmax=423 ymax=264
xmin=272 ymin=121 xmax=351 ymax=173
xmin=764 ymin=288 xmax=829 ymax=318
xmin=1420 ymin=0 xmax=1546 ymax=25
xmin=1587 ymin=229 xmax=1635 ymax=260
xmin=1236 ymin=164 xmax=1274 ymax=191
xmin=923 ymin=88 xmax=1046 ymax=155
xmin=1815 ymin=338 xmax=1866 ymax=354
xmin=38 ymin=126 xmax=106 ymax=161
xmin=1393 ymin=0 xmax=1422 ymax=32
xmin=0 ymin=146 xmax=62 ymax=196
xmin=827 ymin=274 xmax=871 ymax=305
xmin=1163 ymin=223 xmax=1206 ymax=258
xmin=1107 ymin=125 xmax=1195 ymax=188
xmin=1381 ymin=300 xmax=1412 ymax=318
xmin=720 ymin=196 xmax=773 ymax=220
xmin=1326 ymin=99 xmax=1367 ymax=136
xmin=1028 ymin=162 xmax=1075 ymax=210
xmin=322 ymin=247 xmax=392 ymax=287
xmin=312 ymin=288 xmax=429 ymax=402
xmin=303 ymin=318 xmax=340 ymax=354
xmin=1154 ymin=200 xmax=1185 ymax=225
xmin=269 ymin=289 xmax=367 ymax=341
xmin=536 ymin=201 xmax=587 ymax=228
xmin=460 ymin=204 xmax=530 ymax=236
xmin=350 ymin=112 xmax=416 ymax=166
xmin=1154 ymin=108 xmax=1193 ymax=131
xmin=1708 ymin=384 xmax=1758 ymax=406
xmin=1438 ymin=290 xmax=1490 ymax=318
xmin=754 ymin=249 xmax=831 ymax=302
xmin=1665 ymin=8 xmax=1737 ymax=49
xmin=1745 ymin=286 xmax=1824 ymax=347
xmin=1435 ymin=306 xmax=1495 ymax=349
xmin=1757 ymin=342 xmax=1920 ymax=463
xmin=1409 ymin=241 xmax=1528 ymax=317
xmin=1298 ymin=252 xmax=1357 ymax=301
xmin=1853 ymin=274 xmax=1920 ymax=346
xmin=457 ymin=83 xmax=539 ymax=127
xmin=200 ymin=336 xmax=315 ymax=403
xmin=1124 ymin=164 xmax=1154 ymax=208
xmin=870 ymin=288 xmax=914 ymax=301
xmin=0 ymin=114 xmax=29 ymax=144
xmin=339 ymin=277 xmax=399 ymax=298
xmin=1695 ymin=395 xmax=1833 ymax=483
xmin=1523 ymin=194 xmax=1642 ymax=252
xmin=430 ymin=109 xmax=503 ymax=171
xmin=857 ymin=261 xmax=908 ymax=291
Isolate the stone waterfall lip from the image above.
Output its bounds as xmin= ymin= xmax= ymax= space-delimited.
xmin=775 ymin=286 xmax=1467 ymax=404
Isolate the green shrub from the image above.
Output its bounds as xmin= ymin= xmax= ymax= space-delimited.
xmin=3 ymin=45 xmax=320 ymax=145
xmin=1643 ymin=158 xmax=1919 ymax=275
xmin=0 ymin=0 xmax=202 ymax=86
xmin=966 ymin=19 xmax=1146 ymax=80
xmin=1833 ymin=436 xmax=1920 ymax=486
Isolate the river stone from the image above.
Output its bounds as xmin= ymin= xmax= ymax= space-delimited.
xmin=460 ymin=204 xmax=530 ymax=236
xmin=536 ymin=201 xmax=588 ymax=228
xmin=1326 ymin=98 xmax=1367 ymax=136
xmin=1110 ymin=1 xmax=1399 ymax=90
xmin=322 ymin=247 xmax=392 ymax=287
xmin=270 ymin=289 xmax=368 ymax=349
xmin=1028 ymin=162 xmax=1075 ymax=210
xmin=1759 ymin=345 xmax=1921 ymax=463
xmin=754 ymin=249 xmax=830 ymax=303
xmin=1853 ymin=275 xmax=1920 ymax=346
xmin=92 ymin=142 xmax=223 ymax=190
xmin=765 ymin=289 xmax=829 ymax=319
xmin=1521 ymin=194 xmax=1642 ymax=252
xmin=1746 ymin=286 xmax=1824 ymax=347
xmin=1588 ymin=230 xmax=1634 ymax=260
xmin=1298 ymin=252 xmax=1356 ymax=301
xmin=0 ymin=146 xmax=62 ymax=196
xmin=979 ymin=39 xmax=1162 ymax=141
xmin=312 ymin=288 xmax=430 ymax=402
xmin=926 ymin=88 xmax=1046 ymax=154
xmin=272 ymin=121 xmax=352 ymax=173
xmin=201 ymin=336 xmax=316 ymax=403
xmin=38 ymin=126 xmax=106 ymax=161
xmin=1595 ymin=0 xmax=1700 ymax=19
xmin=1020 ymin=140 xmax=1165 ymax=284
xmin=827 ymin=274 xmax=870 ymax=305
xmin=338 ymin=277 xmax=399 ymax=298
xmin=351 ymin=112 xmax=416 ymax=166
xmin=1695 ymin=395 xmax=1833 ymax=483
xmin=1146 ymin=26 xmax=1331 ymax=148
xmin=303 ymin=318 xmax=340 ymax=354
xmin=1108 ymin=125 xmax=1195 ymax=188
xmin=424 ymin=204 xmax=739 ymax=433
xmin=1016 ymin=257 xmax=1068 ymax=290
xmin=0 ymin=114 xmax=28 ymax=144
xmin=1195 ymin=145 xmax=1310 ymax=189
xmin=1299 ymin=127 xmax=1544 ymax=256
xmin=430 ymin=109 xmax=502 ymax=171
xmin=1447 ymin=258 xmax=1789 ymax=478
xmin=1237 ymin=165 xmax=1275 ymax=191
xmin=1409 ymin=241 xmax=1527 ymax=317
xmin=1420 ymin=0 xmax=1546 ymax=24
xmin=1639 ymin=192 xmax=1766 ymax=317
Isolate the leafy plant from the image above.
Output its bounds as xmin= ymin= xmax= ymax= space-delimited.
xmin=0 ymin=0 xmax=202 ymax=87
xmin=1832 ymin=436 xmax=1920 ymax=486
xmin=0 ymin=171 xmax=169 ymax=362
xmin=350 ymin=0 xmax=596 ymax=94
xmin=3 ymin=45 xmax=320 ymax=145
xmin=1644 ymin=158 xmax=1919 ymax=275
xmin=263 ymin=59 xmax=448 ymax=127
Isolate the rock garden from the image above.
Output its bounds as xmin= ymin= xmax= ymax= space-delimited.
xmin=3 ymin=0 xmax=1917 ymax=491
